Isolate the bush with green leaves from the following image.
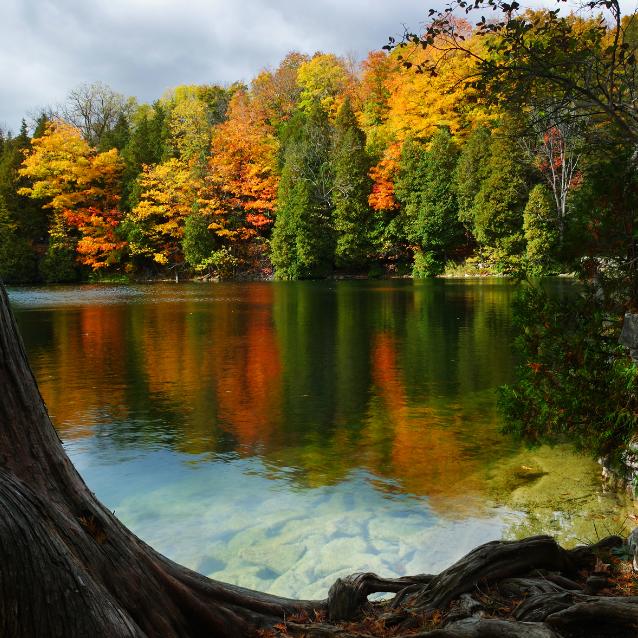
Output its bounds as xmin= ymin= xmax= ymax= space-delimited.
xmin=182 ymin=211 xmax=216 ymax=270
xmin=412 ymin=250 xmax=443 ymax=278
xmin=499 ymin=284 xmax=638 ymax=466
xmin=39 ymin=244 xmax=78 ymax=283
xmin=199 ymin=247 xmax=239 ymax=280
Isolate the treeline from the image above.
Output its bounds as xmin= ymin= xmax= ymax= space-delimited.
xmin=0 ymin=10 xmax=634 ymax=283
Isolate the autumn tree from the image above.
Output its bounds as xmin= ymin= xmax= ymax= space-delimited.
xmin=200 ymin=91 xmax=279 ymax=249
xmin=358 ymin=51 xmax=396 ymax=132
xmin=251 ymin=52 xmax=308 ymax=129
xmin=332 ymin=98 xmax=372 ymax=269
xmin=167 ymin=93 xmax=211 ymax=168
xmin=368 ymin=142 xmax=404 ymax=262
xmin=297 ymin=53 xmax=352 ymax=115
xmin=19 ymin=121 xmax=126 ymax=275
xmin=127 ymin=158 xmax=198 ymax=268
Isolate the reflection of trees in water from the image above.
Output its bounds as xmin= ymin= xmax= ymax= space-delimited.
xmin=22 ymin=281 xmax=523 ymax=510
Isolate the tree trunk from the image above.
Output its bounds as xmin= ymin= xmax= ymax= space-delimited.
xmin=0 ymin=282 xmax=321 ymax=637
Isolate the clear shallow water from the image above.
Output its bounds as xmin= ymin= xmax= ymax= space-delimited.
xmin=8 ymin=280 xmax=635 ymax=599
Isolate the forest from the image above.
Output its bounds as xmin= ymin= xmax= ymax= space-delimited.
xmin=1 ymin=8 xmax=633 ymax=285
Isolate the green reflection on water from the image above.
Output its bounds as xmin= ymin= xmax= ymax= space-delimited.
xmin=7 ymin=280 xmax=636 ymax=595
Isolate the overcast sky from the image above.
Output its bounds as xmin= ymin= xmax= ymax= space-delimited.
xmin=2 ymin=0 xmax=637 ymax=133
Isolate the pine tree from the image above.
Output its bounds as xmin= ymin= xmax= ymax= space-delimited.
xmin=471 ymin=133 xmax=528 ymax=271
xmin=454 ymin=125 xmax=492 ymax=229
xmin=270 ymin=106 xmax=335 ymax=279
xmin=332 ymin=98 xmax=372 ymax=269
xmin=0 ymin=120 xmax=48 ymax=274
xmin=0 ymin=194 xmax=37 ymax=283
xmin=523 ymin=183 xmax=559 ymax=275
xmin=395 ymin=128 xmax=463 ymax=276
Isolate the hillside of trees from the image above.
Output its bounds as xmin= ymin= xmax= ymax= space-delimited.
xmin=1 ymin=8 xmax=632 ymax=284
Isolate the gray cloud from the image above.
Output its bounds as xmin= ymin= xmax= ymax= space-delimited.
xmin=0 ymin=0 xmax=427 ymax=132
xmin=4 ymin=0 xmax=636 ymax=133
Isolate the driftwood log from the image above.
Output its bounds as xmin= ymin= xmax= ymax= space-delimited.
xmin=1 ymin=281 xmax=637 ymax=637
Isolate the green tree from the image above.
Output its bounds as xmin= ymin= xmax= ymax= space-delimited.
xmin=0 ymin=121 xmax=48 ymax=281
xmin=270 ymin=106 xmax=335 ymax=279
xmin=454 ymin=125 xmax=492 ymax=230
xmin=523 ymin=184 xmax=559 ymax=275
xmin=332 ymin=98 xmax=372 ymax=269
xmin=182 ymin=210 xmax=216 ymax=270
xmin=395 ymin=128 xmax=463 ymax=276
xmin=0 ymin=195 xmax=37 ymax=283
xmin=471 ymin=132 xmax=528 ymax=271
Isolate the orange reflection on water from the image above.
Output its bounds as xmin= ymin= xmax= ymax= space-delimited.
xmin=368 ymin=331 xmax=483 ymax=513
xmin=215 ymin=291 xmax=282 ymax=449
xmin=38 ymin=305 xmax=128 ymax=439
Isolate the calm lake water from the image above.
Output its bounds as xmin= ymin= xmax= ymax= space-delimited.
xmin=7 ymin=280 xmax=634 ymax=599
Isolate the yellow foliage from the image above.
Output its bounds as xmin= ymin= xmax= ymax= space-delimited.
xmin=129 ymin=158 xmax=200 ymax=263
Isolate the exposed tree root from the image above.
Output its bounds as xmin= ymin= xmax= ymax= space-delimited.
xmin=268 ymin=534 xmax=638 ymax=638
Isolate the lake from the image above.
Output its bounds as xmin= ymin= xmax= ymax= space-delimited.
xmin=7 ymin=279 xmax=634 ymax=599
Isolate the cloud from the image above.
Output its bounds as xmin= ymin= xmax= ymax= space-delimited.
xmin=4 ymin=0 xmax=636 ymax=133
xmin=0 ymin=0 xmax=426 ymax=132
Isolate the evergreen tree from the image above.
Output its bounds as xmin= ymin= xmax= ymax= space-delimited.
xmin=471 ymin=133 xmax=528 ymax=271
xmin=270 ymin=106 xmax=335 ymax=279
xmin=523 ymin=183 xmax=559 ymax=275
xmin=395 ymin=128 xmax=463 ymax=276
xmin=0 ymin=120 xmax=48 ymax=279
xmin=33 ymin=113 xmax=49 ymax=139
xmin=454 ymin=125 xmax=492 ymax=229
xmin=121 ymin=103 xmax=171 ymax=210
xmin=332 ymin=98 xmax=372 ymax=269
xmin=98 ymin=113 xmax=130 ymax=152
xmin=0 ymin=195 xmax=37 ymax=283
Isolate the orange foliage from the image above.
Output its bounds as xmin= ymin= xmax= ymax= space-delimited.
xmin=358 ymin=51 xmax=398 ymax=129
xmin=251 ymin=52 xmax=308 ymax=126
xmin=368 ymin=142 xmax=401 ymax=212
xmin=19 ymin=121 xmax=126 ymax=269
xmin=369 ymin=332 xmax=482 ymax=510
xmin=201 ymin=91 xmax=279 ymax=242
xmin=382 ymin=27 xmax=489 ymax=142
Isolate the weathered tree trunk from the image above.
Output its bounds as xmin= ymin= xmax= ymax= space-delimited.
xmin=0 ymin=283 xmax=321 ymax=637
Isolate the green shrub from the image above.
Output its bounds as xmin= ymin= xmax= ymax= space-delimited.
xmin=199 ymin=247 xmax=239 ymax=280
xmin=412 ymin=250 xmax=443 ymax=278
